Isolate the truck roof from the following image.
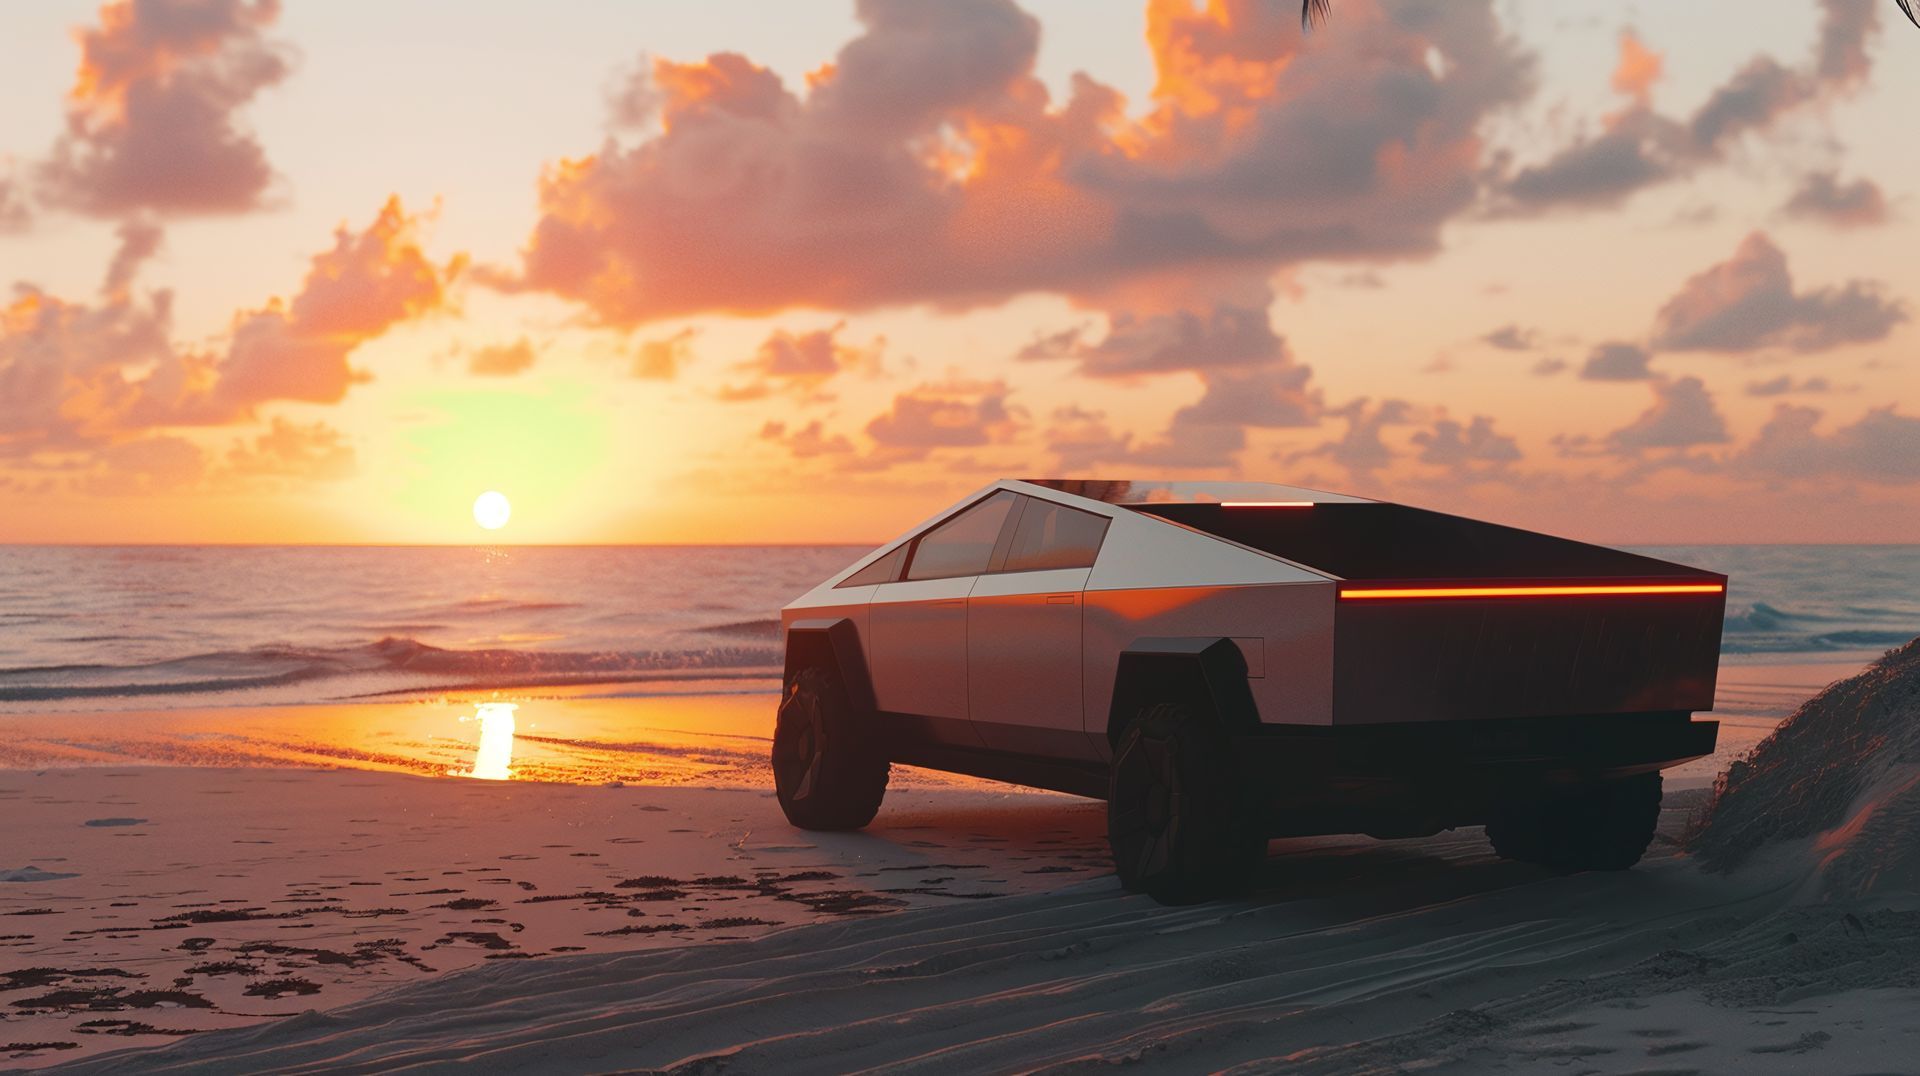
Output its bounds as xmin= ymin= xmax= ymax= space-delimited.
xmin=1019 ymin=478 xmax=1720 ymax=586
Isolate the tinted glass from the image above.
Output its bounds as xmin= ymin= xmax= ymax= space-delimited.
xmin=1021 ymin=479 xmax=1359 ymax=505
xmin=1002 ymin=498 xmax=1110 ymax=572
xmin=905 ymin=492 xmax=1017 ymax=581
xmin=836 ymin=544 xmax=905 ymax=588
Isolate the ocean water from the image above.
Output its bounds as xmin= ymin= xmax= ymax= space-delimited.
xmin=0 ymin=545 xmax=864 ymax=713
xmin=0 ymin=544 xmax=1915 ymax=713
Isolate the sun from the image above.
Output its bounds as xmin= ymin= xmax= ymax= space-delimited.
xmin=473 ymin=490 xmax=511 ymax=531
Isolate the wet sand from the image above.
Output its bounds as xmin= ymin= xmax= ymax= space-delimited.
xmin=0 ymin=657 xmax=1886 ymax=1070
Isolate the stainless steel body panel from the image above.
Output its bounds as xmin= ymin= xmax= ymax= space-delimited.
xmin=1082 ymin=581 xmax=1337 ymax=734
xmin=779 ymin=587 xmax=873 ymax=639
xmin=968 ymin=567 xmax=1095 ymax=758
xmin=780 ymin=477 xmax=1718 ymax=776
xmin=868 ymin=576 xmax=977 ymax=741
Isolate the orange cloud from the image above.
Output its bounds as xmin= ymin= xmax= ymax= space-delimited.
xmin=80 ymin=433 xmax=206 ymax=495
xmin=1 ymin=197 xmax=459 ymax=458
xmin=716 ymin=323 xmax=880 ymax=402
xmin=172 ymin=197 xmax=460 ymax=418
xmin=864 ymin=378 xmax=1022 ymax=452
xmin=631 ymin=328 xmax=695 ymax=379
xmin=41 ymin=0 xmax=290 ymax=217
xmin=511 ymin=0 xmax=1530 ymax=324
xmin=226 ymin=416 xmax=355 ymax=482
xmin=468 ymin=338 xmax=536 ymax=377
xmin=0 ymin=274 xmax=175 ymax=453
xmin=1610 ymin=29 xmax=1662 ymax=104
xmin=759 ymin=419 xmax=854 ymax=459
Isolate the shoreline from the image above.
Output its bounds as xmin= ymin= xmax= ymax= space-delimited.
xmin=1 ymin=645 xmax=1887 ymax=718
xmin=0 ymin=655 xmax=1872 ymax=784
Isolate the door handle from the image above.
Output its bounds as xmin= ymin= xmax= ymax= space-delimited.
xmin=931 ymin=599 xmax=965 ymax=607
xmin=1045 ymin=594 xmax=1076 ymax=605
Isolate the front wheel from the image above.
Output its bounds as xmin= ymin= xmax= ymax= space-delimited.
xmin=1486 ymin=772 xmax=1663 ymax=872
xmin=772 ymin=665 xmax=889 ymax=831
xmin=1107 ymin=702 xmax=1265 ymax=905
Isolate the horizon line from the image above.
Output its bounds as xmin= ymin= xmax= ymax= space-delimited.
xmin=4 ymin=539 xmax=1918 ymax=550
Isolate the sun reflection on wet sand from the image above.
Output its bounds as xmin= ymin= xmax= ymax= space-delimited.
xmin=0 ymin=684 xmax=1077 ymax=792
xmin=452 ymin=701 xmax=517 ymax=779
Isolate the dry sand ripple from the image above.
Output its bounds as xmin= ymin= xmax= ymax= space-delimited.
xmin=43 ymin=795 xmax=1792 ymax=1075
xmin=17 ymin=654 xmax=1920 ymax=1072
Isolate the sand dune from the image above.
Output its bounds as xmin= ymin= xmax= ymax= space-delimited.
xmin=1692 ymin=639 xmax=1920 ymax=899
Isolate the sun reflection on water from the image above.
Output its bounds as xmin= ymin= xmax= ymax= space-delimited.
xmin=452 ymin=701 xmax=517 ymax=780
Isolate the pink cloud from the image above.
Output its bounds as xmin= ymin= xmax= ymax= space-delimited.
xmin=1606 ymin=376 xmax=1729 ymax=452
xmin=1737 ymin=404 xmax=1920 ymax=483
xmin=759 ymin=419 xmax=854 ymax=459
xmin=864 ymin=378 xmax=1022 ymax=451
xmin=510 ymin=0 xmax=1530 ymax=324
xmin=226 ymin=416 xmax=355 ymax=481
xmin=0 ymin=197 xmax=460 ymax=459
xmin=717 ymin=323 xmax=880 ymax=402
xmin=1650 ymin=232 xmax=1904 ymax=353
xmin=1498 ymin=0 xmax=1880 ymax=214
xmin=40 ymin=0 xmax=291 ymax=217
xmin=1781 ymin=171 xmax=1889 ymax=229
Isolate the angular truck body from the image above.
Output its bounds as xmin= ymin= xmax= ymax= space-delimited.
xmin=775 ymin=479 xmax=1724 ymax=902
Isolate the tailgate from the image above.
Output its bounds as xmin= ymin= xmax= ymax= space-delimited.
xmin=1331 ymin=581 xmax=1726 ymax=724
xmin=1123 ymin=501 xmax=1729 ymax=725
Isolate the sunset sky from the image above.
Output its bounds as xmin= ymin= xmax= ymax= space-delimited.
xmin=1 ymin=0 xmax=1916 ymax=545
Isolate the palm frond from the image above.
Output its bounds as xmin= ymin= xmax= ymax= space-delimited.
xmin=1899 ymin=0 xmax=1920 ymax=29
xmin=1300 ymin=0 xmax=1332 ymax=32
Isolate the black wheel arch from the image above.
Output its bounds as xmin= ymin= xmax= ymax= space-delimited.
xmin=1106 ymin=637 xmax=1261 ymax=747
xmin=783 ymin=617 xmax=878 ymax=717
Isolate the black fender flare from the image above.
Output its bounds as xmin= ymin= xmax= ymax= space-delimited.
xmin=1106 ymin=637 xmax=1260 ymax=746
xmin=783 ymin=617 xmax=878 ymax=717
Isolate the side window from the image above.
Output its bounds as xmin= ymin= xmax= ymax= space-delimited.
xmin=836 ymin=544 xmax=906 ymax=588
xmin=1001 ymin=498 xmax=1110 ymax=572
xmin=904 ymin=492 xmax=1018 ymax=581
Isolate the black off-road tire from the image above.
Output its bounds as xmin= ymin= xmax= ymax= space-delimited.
xmin=772 ymin=665 xmax=890 ymax=831
xmin=1107 ymin=701 xmax=1266 ymax=905
xmin=1486 ymin=772 xmax=1664 ymax=873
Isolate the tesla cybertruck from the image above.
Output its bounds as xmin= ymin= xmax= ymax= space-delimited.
xmin=775 ymin=479 xmax=1725 ymax=903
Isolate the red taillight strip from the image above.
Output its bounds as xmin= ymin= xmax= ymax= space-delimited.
xmin=1340 ymin=583 xmax=1724 ymax=600
xmin=1220 ymin=500 xmax=1314 ymax=508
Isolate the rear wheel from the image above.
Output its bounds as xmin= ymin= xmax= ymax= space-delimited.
xmin=1107 ymin=702 xmax=1265 ymax=905
xmin=1486 ymin=772 xmax=1663 ymax=872
xmin=772 ymin=665 xmax=889 ymax=831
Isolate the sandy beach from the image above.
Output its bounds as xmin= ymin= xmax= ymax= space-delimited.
xmin=4 ymin=656 xmax=1910 ymax=1071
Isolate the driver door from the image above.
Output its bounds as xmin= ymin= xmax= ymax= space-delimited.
xmin=867 ymin=491 xmax=1019 ymax=748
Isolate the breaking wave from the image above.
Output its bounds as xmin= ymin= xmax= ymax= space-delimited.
xmin=0 ymin=636 xmax=781 ymax=705
xmin=1720 ymin=601 xmax=1920 ymax=655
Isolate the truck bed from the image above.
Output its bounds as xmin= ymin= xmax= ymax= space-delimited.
xmin=1130 ymin=502 xmax=1727 ymax=724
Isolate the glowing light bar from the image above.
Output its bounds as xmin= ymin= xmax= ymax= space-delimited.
xmin=1220 ymin=500 xmax=1314 ymax=508
xmin=1340 ymin=583 xmax=1724 ymax=600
